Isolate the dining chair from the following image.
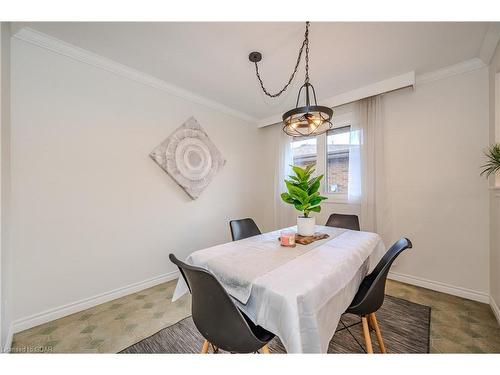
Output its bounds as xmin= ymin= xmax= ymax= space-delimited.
xmin=325 ymin=213 xmax=360 ymax=231
xmin=169 ymin=254 xmax=274 ymax=354
xmin=229 ymin=218 xmax=261 ymax=241
xmin=344 ymin=237 xmax=412 ymax=353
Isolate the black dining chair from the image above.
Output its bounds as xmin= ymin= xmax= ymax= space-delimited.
xmin=169 ymin=254 xmax=274 ymax=354
xmin=229 ymin=218 xmax=261 ymax=241
xmin=325 ymin=213 xmax=360 ymax=231
xmin=343 ymin=237 xmax=412 ymax=353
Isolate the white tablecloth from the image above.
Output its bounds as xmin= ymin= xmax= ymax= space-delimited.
xmin=172 ymin=225 xmax=386 ymax=353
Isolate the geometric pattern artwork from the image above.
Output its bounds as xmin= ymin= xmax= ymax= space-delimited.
xmin=150 ymin=117 xmax=226 ymax=200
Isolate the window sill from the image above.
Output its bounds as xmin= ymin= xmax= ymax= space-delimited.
xmin=324 ymin=195 xmax=359 ymax=205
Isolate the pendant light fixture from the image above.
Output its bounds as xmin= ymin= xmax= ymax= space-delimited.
xmin=249 ymin=22 xmax=333 ymax=137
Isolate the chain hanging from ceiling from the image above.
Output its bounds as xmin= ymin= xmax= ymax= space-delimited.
xmin=249 ymin=21 xmax=333 ymax=137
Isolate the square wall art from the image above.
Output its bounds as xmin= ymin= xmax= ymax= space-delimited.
xmin=150 ymin=117 xmax=226 ymax=199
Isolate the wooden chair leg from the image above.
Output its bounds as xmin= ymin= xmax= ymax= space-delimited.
xmin=261 ymin=344 xmax=270 ymax=354
xmin=370 ymin=313 xmax=387 ymax=353
xmin=201 ymin=339 xmax=210 ymax=354
xmin=367 ymin=316 xmax=374 ymax=330
xmin=361 ymin=316 xmax=373 ymax=354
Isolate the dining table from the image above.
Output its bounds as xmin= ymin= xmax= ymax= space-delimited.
xmin=172 ymin=225 xmax=386 ymax=353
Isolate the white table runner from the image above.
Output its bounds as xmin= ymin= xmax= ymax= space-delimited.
xmin=172 ymin=225 xmax=386 ymax=353
xmin=203 ymin=227 xmax=346 ymax=303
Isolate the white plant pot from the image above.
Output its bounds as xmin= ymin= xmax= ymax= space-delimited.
xmin=297 ymin=216 xmax=315 ymax=236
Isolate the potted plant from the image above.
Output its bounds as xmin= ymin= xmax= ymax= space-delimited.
xmin=480 ymin=144 xmax=500 ymax=178
xmin=281 ymin=164 xmax=328 ymax=236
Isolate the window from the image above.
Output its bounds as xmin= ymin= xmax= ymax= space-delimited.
xmin=291 ymin=136 xmax=317 ymax=168
xmin=287 ymin=103 xmax=357 ymax=202
xmin=326 ymin=126 xmax=351 ymax=194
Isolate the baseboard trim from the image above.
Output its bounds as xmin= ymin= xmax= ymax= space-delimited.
xmin=2 ymin=324 xmax=14 ymax=353
xmin=388 ymin=271 xmax=490 ymax=304
xmin=12 ymin=270 xmax=180 ymax=334
xmin=490 ymin=296 xmax=500 ymax=326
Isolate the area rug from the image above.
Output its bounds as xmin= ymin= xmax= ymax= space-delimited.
xmin=120 ymin=295 xmax=431 ymax=353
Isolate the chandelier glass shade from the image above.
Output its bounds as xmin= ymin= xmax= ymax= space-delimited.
xmin=282 ymin=82 xmax=333 ymax=137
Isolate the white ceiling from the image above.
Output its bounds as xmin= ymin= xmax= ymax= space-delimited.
xmin=17 ymin=22 xmax=491 ymax=121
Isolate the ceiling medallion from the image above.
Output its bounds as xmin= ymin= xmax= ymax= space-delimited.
xmin=249 ymin=22 xmax=333 ymax=137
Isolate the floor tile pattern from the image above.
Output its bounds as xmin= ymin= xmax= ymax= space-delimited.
xmin=11 ymin=281 xmax=191 ymax=353
xmin=386 ymin=280 xmax=500 ymax=353
xmin=11 ymin=279 xmax=500 ymax=353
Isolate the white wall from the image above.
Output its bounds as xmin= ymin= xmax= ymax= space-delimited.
xmin=383 ymin=68 xmax=490 ymax=299
xmin=0 ymin=22 xmax=12 ymax=351
xmin=489 ymin=41 xmax=500 ymax=321
xmin=262 ymin=67 xmax=490 ymax=301
xmin=10 ymin=38 xmax=272 ymax=328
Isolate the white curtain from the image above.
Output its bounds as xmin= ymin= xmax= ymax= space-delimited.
xmin=348 ymin=96 xmax=390 ymax=236
xmin=274 ymin=128 xmax=296 ymax=229
xmin=347 ymin=116 xmax=362 ymax=202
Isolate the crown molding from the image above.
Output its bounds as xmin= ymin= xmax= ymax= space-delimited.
xmin=479 ymin=22 xmax=500 ymax=65
xmin=257 ymin=56 xmax=487 ymax=128
xmin=13 ymin=27 xmax=257 ymax=124
xmin=415 ymin=58 xmax=487 ymax=85
xmin=13 ymin=27 xmax=492 ymax=128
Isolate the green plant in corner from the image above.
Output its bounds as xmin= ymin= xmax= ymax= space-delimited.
xmin=480 ymin=143 xmax=500 ymax=178
xmin=281 ymin=164 xmax=328 ymax=217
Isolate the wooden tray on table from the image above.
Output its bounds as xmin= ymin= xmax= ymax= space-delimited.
xmin=279 ymin=232 xmax=329 ymax=246
xmin=295 ymin=232 xmax=329 ymax=245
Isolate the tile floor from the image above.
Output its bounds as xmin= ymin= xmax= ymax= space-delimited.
xmin=386 ymin=280 xmax=500 ymax=353
xmin=11 ymin=279 xmax=500 ymax=353
xmin=11 ymin=281 xmax=191 ymax=353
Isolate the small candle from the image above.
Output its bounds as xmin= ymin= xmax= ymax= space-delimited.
xmin=280 ymin=230 xmax=296 ymax=247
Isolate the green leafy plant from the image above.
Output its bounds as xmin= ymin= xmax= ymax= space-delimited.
xmin=480 ymin=144 xmax=500 ymax=178
xmin=281 ymin=164 xmax=328 ymax=217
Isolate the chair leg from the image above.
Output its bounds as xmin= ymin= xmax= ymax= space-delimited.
xmin=367 ymin=316 xmax=374 ymax=330
xmin=369 ymin=313 xmax=387 ymax=353
xmin=201 ymin=339 xmax=210 ymax=354
xmin=261 ymin=344 xmax=270 ymax=354
xmin=361 ymin=316 xmax=373 ymax=354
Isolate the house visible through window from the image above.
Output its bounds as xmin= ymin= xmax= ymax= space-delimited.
xmin=292 ymin=136 xmax=317 ymax=168
xmin=326 ymin=126 xmax=351 ymax=193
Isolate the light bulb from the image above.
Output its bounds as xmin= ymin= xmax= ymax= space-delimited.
xmin=304 ymin=114 xmax=321 ymax=132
